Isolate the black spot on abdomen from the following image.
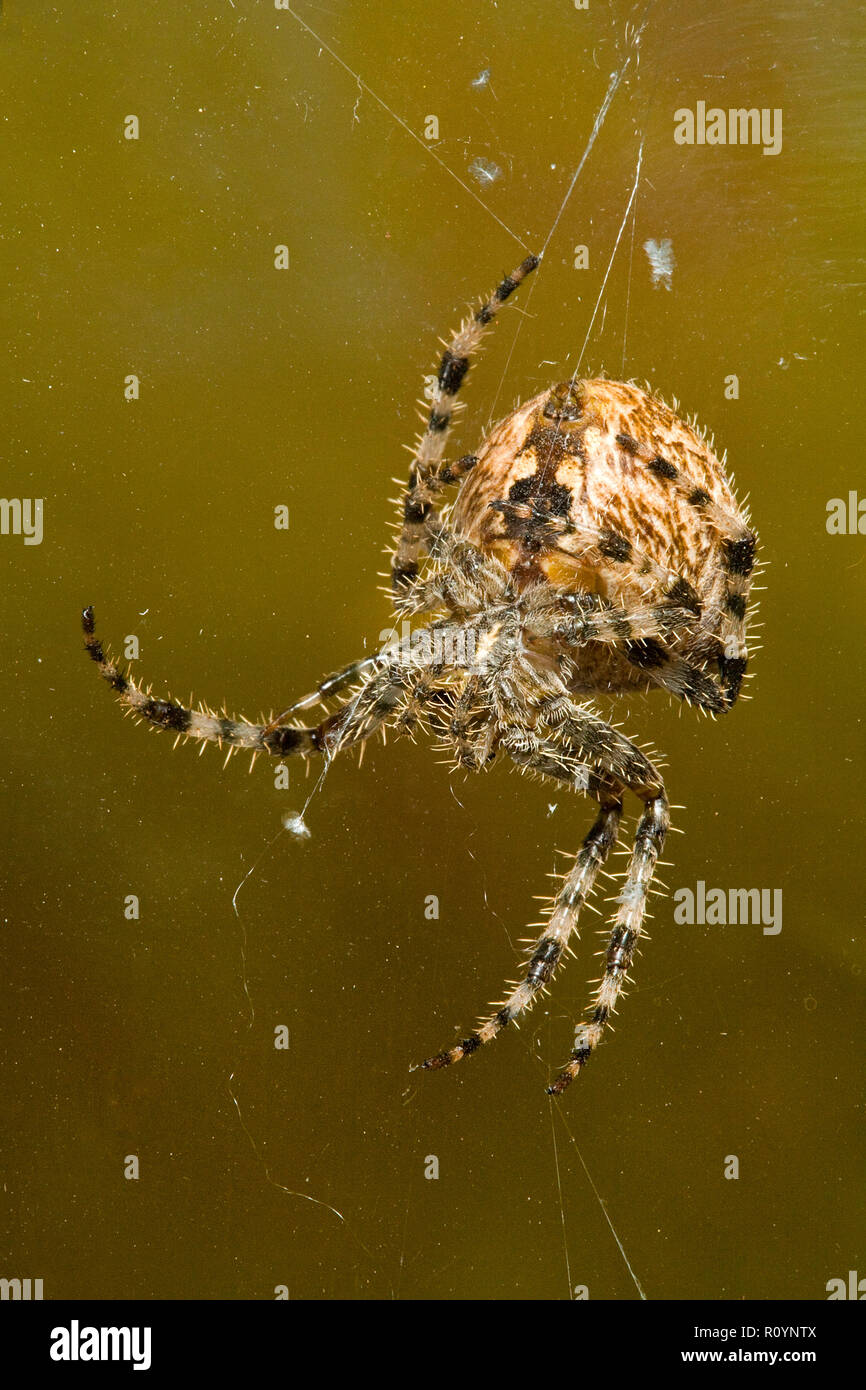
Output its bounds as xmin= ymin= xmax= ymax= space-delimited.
xmin=507 ymin=474 xmax=572 ymax=518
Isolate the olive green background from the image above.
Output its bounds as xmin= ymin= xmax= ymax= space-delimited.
xmin=1 ymin=0 xmax=863 ymax=1300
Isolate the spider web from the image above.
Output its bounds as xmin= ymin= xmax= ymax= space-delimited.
xmin=229 ymin=0 xmax=661 ymax=1299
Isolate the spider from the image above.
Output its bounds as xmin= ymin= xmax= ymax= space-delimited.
xmin=82 ymin=252 xmax=757 ymax=1095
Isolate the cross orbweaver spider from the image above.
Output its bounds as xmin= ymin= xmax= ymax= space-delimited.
xmin=82 ymin=252 xmax=757 ymax=1095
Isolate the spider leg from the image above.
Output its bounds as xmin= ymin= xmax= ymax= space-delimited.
xmin=82 ymin=608 xmax=318 ymax=755
xmin=526 ymin=507 xmax=750 ymax=711
xmin=439 ymin=675 xmax=498 ymax=769
xmin=391 ymin=253 xmax=539 ymax=591
xmin=614 ymin=436 xmax=757 ymax=705
xmin=272 ymin=653 xmax=387 ymax=719
xmin=82 ymin=608 xmax=437 ymax=760
xmin=548 ymin=788 xmax=668 ymax=1095
xmin=277 ymin=622 xmax=479 ymax=752
xmin=421 ymin=705 xmax=636 ymax=1070
xmin=394 ymin=524 xmax=510 ymax=620
xmin=615 ymin=636 xmax=730 ymax=712
xmin=531 ymin=701 xmax=669 ymax=1092
xmin=421 ymin=697 xmax=667 ymax=1088
xmin=391 ymin=672 xmax=451 ymax=739
xmin=702 ymin=526 xmax=756 ymax=706
xmin=529 ymin=591 xmax=694 ymax=645
xmin=421 ymin=768 xmax=624 ymax=1074
xmin=526 ymin=594 xmax=730 ymax=713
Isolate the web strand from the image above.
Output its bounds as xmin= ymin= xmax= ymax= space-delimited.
xmin=286 ymin=3 xmax=529 ymax=250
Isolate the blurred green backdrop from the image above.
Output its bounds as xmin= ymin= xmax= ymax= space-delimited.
xmin=0 ymin=0 xmax=863 ymax=1299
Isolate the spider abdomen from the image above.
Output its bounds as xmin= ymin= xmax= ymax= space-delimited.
xmin=451 ymin=377 xmax=752 ymax=695
xmin=453 ymin=377 xmax=737 ymax=599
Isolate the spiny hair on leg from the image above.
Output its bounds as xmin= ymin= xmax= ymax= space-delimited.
xmin=83 ymin=606 xmax=321 ymax=759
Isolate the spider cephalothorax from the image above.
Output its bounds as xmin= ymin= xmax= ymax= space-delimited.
xmin=83 ymin=253 xmax=756 ymax=1094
